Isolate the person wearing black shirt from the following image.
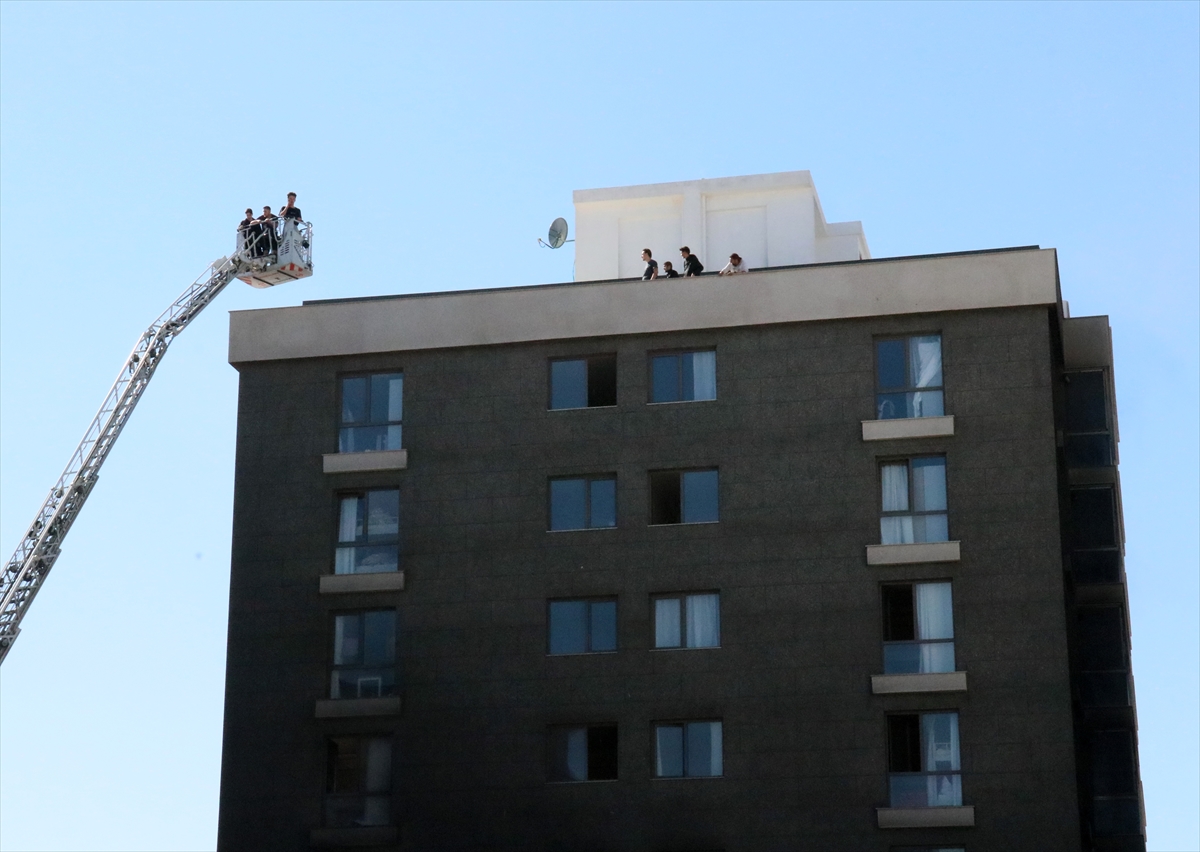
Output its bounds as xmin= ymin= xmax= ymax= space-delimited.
xmin=680 ymin=246 xmax=704 ymax=277
xmin=256 ymin=206 xmax=278 ymax=257
xmin=641 ymin=248 xmax=658 ymax=280
xmin=662 ymin=261 xmax=680 ymax=278
xmin=238 ymin=207 xmax=260 ymax=254
xmin=279 ymin=192 xmax=302 ymax=221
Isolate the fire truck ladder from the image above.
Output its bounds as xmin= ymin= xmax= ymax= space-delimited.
xmin=1 ymin=246 xmax=262 ymax=665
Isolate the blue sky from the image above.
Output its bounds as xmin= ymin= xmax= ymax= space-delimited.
xmin=1 ymin=2 xmax=1196 ymax=849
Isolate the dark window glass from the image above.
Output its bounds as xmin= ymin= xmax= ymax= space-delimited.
xmin=650 ymin=469 xmax=718 ymax=524
xmin=650 ymin=351 xmax=717 ymax=403
xmin=1065 ymin=434 xmax=1115 ymax=467
xmin=887 ymin=714 xmax=922 ymax=773
xmin=549 ymin=355 xmax=616 ymax=410
xmin=335 ymin=489 xmax=400 ymax=574
xmin=548 ymin=599 xmax=617 ymax=654
xmin=549 ymin=476 xmax=617 ymax=530
xmin=1078 ymin=607 xmax=1130 ymax=708
xmin=1091 ymin=731 xmax=1137 ymax=797
xmin=548 ymin=725 xmax=618 ymax=781
xmin=332 ymin=610 xmax=397 ymax=699
xmin=339 ymin=373 xmax=403 ymax=453
xmin=1072 ymin=550 xmax=1121 ymax=584
xmin=1093 ymin=797 xmax=1142 ymax=836
xmin=876 ymin=335 xmax=944 ymax=419
xmin=654 ymin=721 xmax=723 ymax=777
xmin=325 ymin=737 xmax=392 ymax=827
xmin=1070 ymin=487 xmax=1117 ymax=549
xmin=1065 ymin=371 xmax=1108 ymax=432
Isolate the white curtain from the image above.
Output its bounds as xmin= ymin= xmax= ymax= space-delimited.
xmin=692 ymin=351 xmax=717 ymax=401
xmin=923 ymin=713 xmax=961 ymax=806
xmin=910 ymin=336 xmax=943 ymax=388
xmin=339 ymin=496 xmax=360 ymax=543
xmin=881 ymin=463 xmax=913 ymax=544
xmin=916 ymin=582 xmax=955 ymax=672
xmin=387 ymin=375 xmax=404 ymax=421
xmin=565 ymin=728 xmax=587 ymax=781
xmin=686 ymin=594 xmax=720 ymax=648
xmin=655 ymin=598 xmax=681 ymax=648
xmin=910 ymin=460 xmax=947 ymax=512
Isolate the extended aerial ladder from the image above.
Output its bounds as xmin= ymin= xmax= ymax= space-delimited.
xmin=0 ymin=219 xmax=314 ymax=665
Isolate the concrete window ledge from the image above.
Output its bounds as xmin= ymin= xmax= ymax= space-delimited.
xmin=872 ymin=671 xmax=968 ymax=694
xmin=323 ymin=449 xmax=407 ymax=474
xmin=877 ymin=805 xmax=975 ymax=828
xmin=862 ymin=415 xmax=955 ymax=442
xmin=867 ymin=541 xmax=961 ymax=565
xmin=310 ymin=826 xmax=398 ymax=847
xmin=315 ymin=697 xmax=402 ymax=718
xmin=320 ymin=572 xmax=406 ymax=594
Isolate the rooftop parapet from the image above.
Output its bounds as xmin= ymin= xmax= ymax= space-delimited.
xmin=229 ymin=246 xmax=1060 ymax=365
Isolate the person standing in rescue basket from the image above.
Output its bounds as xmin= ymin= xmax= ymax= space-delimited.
xmin=279 ymin=192 xmax=302 ymax=222
xmin=641 ymin=248 xmax=658 ymax=280
xmin=238 ymin=208 xmax=259 ymax=253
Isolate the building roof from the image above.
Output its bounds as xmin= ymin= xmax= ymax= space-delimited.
xmin=228 ymin=246 xmax=1060 ymax=365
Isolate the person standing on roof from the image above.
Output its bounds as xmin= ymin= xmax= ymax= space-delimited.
xmin=719 ymin=253 xmax=749 ymax=275
xmin=680 ymin=246 xmax=704 ymax=277
xmin=641 ymin=248 xmax=658 ymax=280
xmin=279 ymin=192 xmax=302 ymax=222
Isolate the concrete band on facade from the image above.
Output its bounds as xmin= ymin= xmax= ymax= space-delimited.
xmin=228 ymin=247 xmax=1060 ymax=365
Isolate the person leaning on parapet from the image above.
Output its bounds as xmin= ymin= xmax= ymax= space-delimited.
xmin=279 ymin=192 xmax=302 ymax=222
xmin=679 ymin=246 xmax=704 ymax=277
xmin=641 ymin=248 xmax=658 ymax=280
xmin=662 ymin=261 xmax=680 ymax=278
xmin=719 ymin=253 xmax=749 ymax=275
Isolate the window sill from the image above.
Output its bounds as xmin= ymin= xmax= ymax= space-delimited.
xmin=877 ymin=805 xmax=975 ymax=828
xmin=862 ymin=415 xmax=955 ymax=441
xmin=548 ymin=405 xmax=618 ymax=412
xmin=648 ymin=520 xmax=720 ymax=527
xmin=315 ymin=697 xmax=402 ymax=718
xmin=867 ymin=541 xmax=960 ymax=565
xmin=547 ymin=526 xmax=618 ymax=533
xmin=319 ymin=572 xmax=405 ymax=594
xmin=647 ymin=399 xmax=716 ymax=406
xmin=323 ymin=449 xmax=407 ymax=474
xmin=872 ymin=671 xmax=967 ymax=694
xmin=310 ymin=826 xmax=398 ymax=847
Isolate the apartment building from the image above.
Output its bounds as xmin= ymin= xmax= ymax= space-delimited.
xmin=216 ymin=174 xmax=1143 ymax=852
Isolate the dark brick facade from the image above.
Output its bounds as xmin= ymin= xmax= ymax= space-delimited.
xmin=219 ymin=304 xmax=1094 ymax=851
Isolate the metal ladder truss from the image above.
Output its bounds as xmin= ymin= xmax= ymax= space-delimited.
xmin=0 ymin=242 xmax=262 ymax=665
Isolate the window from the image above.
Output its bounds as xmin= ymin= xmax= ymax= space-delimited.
xmin=340 ymin=373 xmax=403 ymax=453
xmin=649 ymin=469 xmax=719 ymax=525
xmin=1090 ymin=730 xmax=1141 ymax=835
xmin=887 ymin=712 xmax=962 ymax=808
xmin=650 ymin=350 xmax=716 ymax=403
xmin=335 ymin=489 xmax=400 ymax=574
xmin=325 ymin=736 xmax=392 ymax=827
xmin=549 ymin=476 xmax=616 ymax=530
xmin=1064 ymin=370 xmax=1113 ymax=467
xmin=1068 ymin=485 xmax=1121 ymax=583
xmin=882 ymin=583 xmax=954 ymax=674
xmin=332 ymin=610 xmax=397 ymax=699
xmin=547 ymin=724 xmax=618 ymax=781
xmin=654 ymin=593 xmax=720 ymax=649
xmin=549 ymin=355 xmax=617 ymax=410
xmin=548 ymin=599 xmax=617 ymax=654
xmin=880 ymin=457 xmax=948 ymax=544
xmin=876 ymin=335 xmax=944 ymax=419
xmin=655 ymin=721 xmax=723 ymax=778
xmin=1077 ymin=607 xmax=1131 ymax=708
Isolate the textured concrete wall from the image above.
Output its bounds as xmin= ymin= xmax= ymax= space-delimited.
xmin=217 ymin=305 xmax=1081 ymax=851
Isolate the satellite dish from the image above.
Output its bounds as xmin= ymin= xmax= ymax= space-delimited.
xmin=538 ymin=217 xmax=574 ymax=249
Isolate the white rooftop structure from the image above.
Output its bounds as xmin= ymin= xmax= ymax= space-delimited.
xmin=572 ymin=171 xmax=870 ymax=281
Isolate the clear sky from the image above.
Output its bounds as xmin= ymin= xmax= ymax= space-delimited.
xmin=1 ymin=2 xmax=1196 ymax=849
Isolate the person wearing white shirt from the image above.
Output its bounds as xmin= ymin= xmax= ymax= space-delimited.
xmin=719 ymin=253 xmax=749 ymax=275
